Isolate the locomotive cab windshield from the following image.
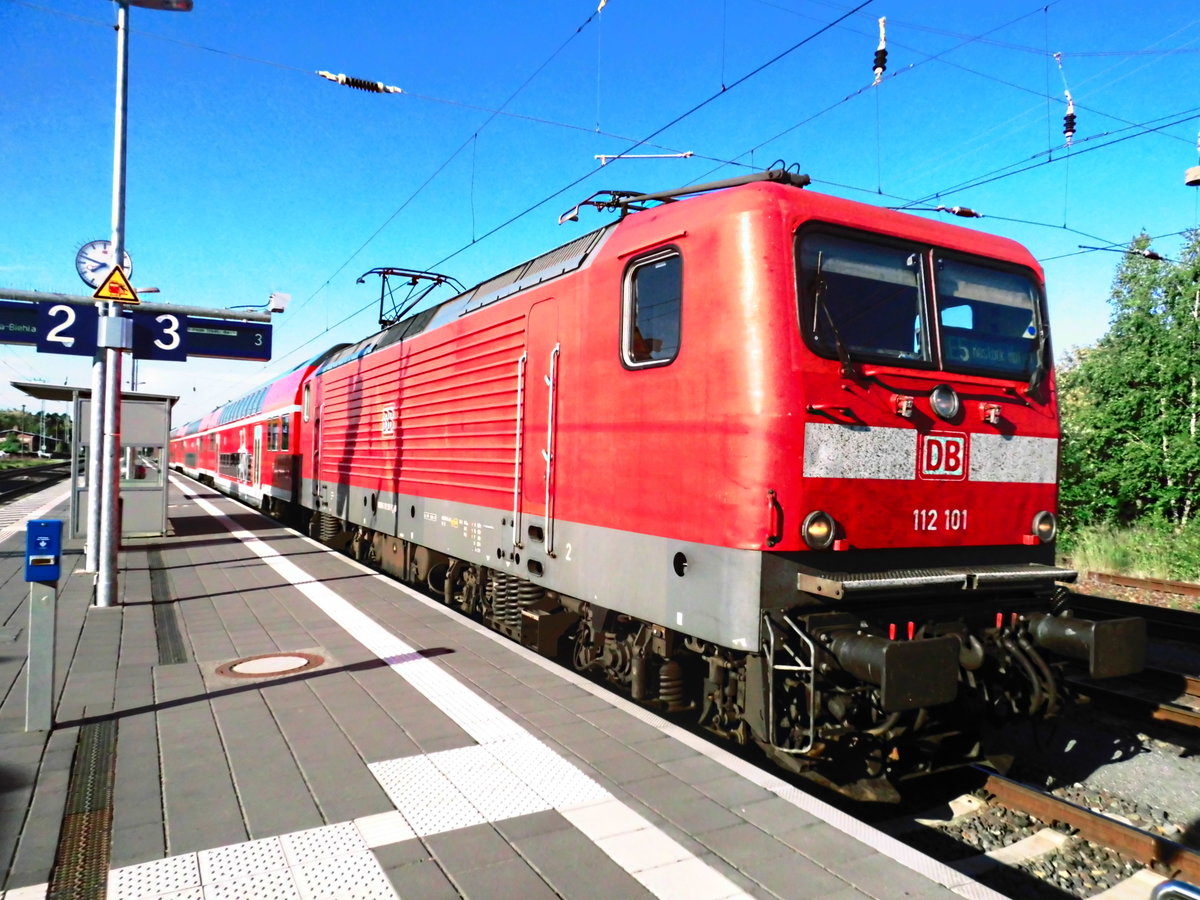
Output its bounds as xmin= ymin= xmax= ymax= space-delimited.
xmin=799 ymin=229 xmax=1045 ymax=380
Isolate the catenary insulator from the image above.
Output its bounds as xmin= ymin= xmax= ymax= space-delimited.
xmin=872 ymin=17 xmax=887 ymax=85
xmin=317 ymin=71 xmax=402 ymax=94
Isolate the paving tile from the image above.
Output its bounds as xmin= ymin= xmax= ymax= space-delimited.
xmin=491 ymin=809 xmax=575 ymax=842
xmin=692 ymin=774 xmax=777 ymax=809
xmin=637 ymin=853 xmax=765 ymax=900
xmin=566 ymin=745 xmax=665 ymax=785
xmin=695 ymin=821 xmax=792 ymax=863
xmin=450 ymin=856 xmax=560 ymax=900
xmin=732 ymin=795 xmax=821 ymax=833
xmin=379 ymin=857 xmax=459 ymax=899
xmin=424 ymin=823 xmax=521 ymax=873
xmin=263 ymin=684 xmax=393 ymax=823
xmin=778 ymin=821 xmax=879 ymax=867
xmin=630 ymin=735 xmax=699 ymax=764
xmin=646 ymin=791 xmax=745 ymax=836
xmin=660 ymin=752 xmax=740 ymax=785
xmin=370 ymin=838 xmax=430 ymax=870
xmin=822 ymin=850 xmax=961 ymax=899
xmin=735 ymin=845 xmax=852 ymax=898
xmin=508 ymin=824 xmax=654 ymax=900
xmin=210 ymin=696 xmax=324 ymax=838
xmin=110 ymin=821 xmax=167 ymax=869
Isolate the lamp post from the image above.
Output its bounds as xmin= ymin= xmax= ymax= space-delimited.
xmin=91 ymin=0 xmax=192 ymax=606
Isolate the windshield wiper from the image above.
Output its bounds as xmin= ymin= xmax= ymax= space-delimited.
xmin=1026 ymin=323 xmax=1048 ymax=394
xmin=813 ymin=252 xmax=856 ymax=378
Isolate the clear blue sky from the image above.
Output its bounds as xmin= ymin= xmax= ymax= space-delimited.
xmin=4 ymin=0 xmax=1200 ymax=424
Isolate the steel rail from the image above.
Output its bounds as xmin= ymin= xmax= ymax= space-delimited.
xmin=1071 ymin=676 xmax=1200 ymax=729
xmin=982 ymin=771 xmax=1200 ymax=882
xmin=1089 ymin=572 xmax=1200 ymax=600
xmin=0 ymin=462 xmax=70 ymax=503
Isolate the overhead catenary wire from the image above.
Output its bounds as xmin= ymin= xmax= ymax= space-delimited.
xmin=1039 ymin=229 xmax=1191 ymax=262
xmin=685 ymin=0 xmax=1088 ymax=190
xmin=261 ymin=0 xmax=877 ymax=375
xmin=902 ymin=105 xmax=1200 ymax=209
xmin=10 ymin=0 xmax=1199 ymax=388
xmin=278 ymin=3 xmax=609 ymax=330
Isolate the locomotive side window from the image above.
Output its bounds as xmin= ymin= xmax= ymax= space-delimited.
xmin=302 ymin=384 xmax=311 ymax=422
xmin=798 ymin=233 xmax=929 ymax=363
xmin=623 ymin=250 xmax=682 ymax=367
xmin=935 ymin=257 xmax=1041 ymax=378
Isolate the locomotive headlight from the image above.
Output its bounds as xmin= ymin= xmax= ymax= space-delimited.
xmin=1032 ymin=511 xmax=1057 ymax=543
xmin=802 ymin=510 xmax=837 ymax=550
xmin=930 ymin=384 xmax=960 ymax=421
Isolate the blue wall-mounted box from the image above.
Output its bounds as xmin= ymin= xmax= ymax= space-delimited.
xmin=25 ymin=519 xmax=63 ymax=583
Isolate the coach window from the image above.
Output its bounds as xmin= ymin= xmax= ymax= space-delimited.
xmin=303 ymin=384 xmax=311 ymax=422
xmin=280 ymin=417 xmax=290 ymax=451
xmin=622 ymin=249 xmax=682 ymax=367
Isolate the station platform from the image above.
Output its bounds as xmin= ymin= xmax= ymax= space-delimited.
xmin=0 ymin=477 xmax=1006 ymax=900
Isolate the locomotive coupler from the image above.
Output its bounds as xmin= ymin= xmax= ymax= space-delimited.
xmin=1025 ymin=612 xmax=1146 ymax=679
xmin=826 ymin=631 xmax=961 ymax=711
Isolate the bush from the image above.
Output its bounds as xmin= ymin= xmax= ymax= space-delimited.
xmin=1059 ymin=517 xmax=1200 ymax=581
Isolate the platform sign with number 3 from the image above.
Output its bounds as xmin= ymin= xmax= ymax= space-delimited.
xmin=131 ymin=312 xmax=188 ymax=361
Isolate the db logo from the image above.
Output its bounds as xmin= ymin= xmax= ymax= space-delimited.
xmin=918 ymin=433 xmax=968 ymax=481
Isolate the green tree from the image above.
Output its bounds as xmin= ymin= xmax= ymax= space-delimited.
xmin=1059 ymin=230 xmax=1200 ymax=528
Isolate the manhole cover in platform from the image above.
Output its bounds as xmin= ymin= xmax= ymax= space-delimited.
xmin=215 ymin=652 xmax=324 ymax=679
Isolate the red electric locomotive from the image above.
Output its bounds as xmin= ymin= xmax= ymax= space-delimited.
xmin=172 ymin=170 xmax=1144 ymax=797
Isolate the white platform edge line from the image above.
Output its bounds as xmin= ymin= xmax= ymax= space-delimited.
xmin=172 ymin=477 xmax=750 ymax=900
xmin=169 ymin=475 xmax=1007 ymax=900
xmin=0 ymin=487 xmax=72 ymax=547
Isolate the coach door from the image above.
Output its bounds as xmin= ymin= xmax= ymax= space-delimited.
xmin=518 ymin=299 xmax=560 ymax=558
xmin=252 ymin=424 xmax=263 ymax=490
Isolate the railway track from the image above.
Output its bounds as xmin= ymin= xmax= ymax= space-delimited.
xmin=0 ymin=461 xmax=69 ymax=504
xmin=1065 ymin=582 xmax=1200 ymax=730
xmin=887 ymin=769 xmax=1200 ymax=898
xmin=1089 ymin=573 xmax=1200 ymax=602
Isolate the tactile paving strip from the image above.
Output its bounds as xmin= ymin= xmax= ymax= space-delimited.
xmin=291 ymin=852 xmax=397 ymax=900
xmin=108 ymin=854 xmax=201 ymax=899
xmin=106 ymin=822 xmax=394 ymax=900
xmin=426 ymin=744 xmax=551 ymax=822
xmin=280 ymin=822 xmax=367 ymax=868
xmin=369 ymin=754 xmax=489 ymax=836
xmin=198 ymin=836 xmax=289 ymax=885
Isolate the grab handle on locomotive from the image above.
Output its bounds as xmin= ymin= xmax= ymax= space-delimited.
xmin=766 ymin=490 xmax=783 ymax=547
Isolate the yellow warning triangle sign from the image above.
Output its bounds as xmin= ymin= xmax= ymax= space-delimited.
xmin=93 ymin=265 xmax=138 ymax=303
